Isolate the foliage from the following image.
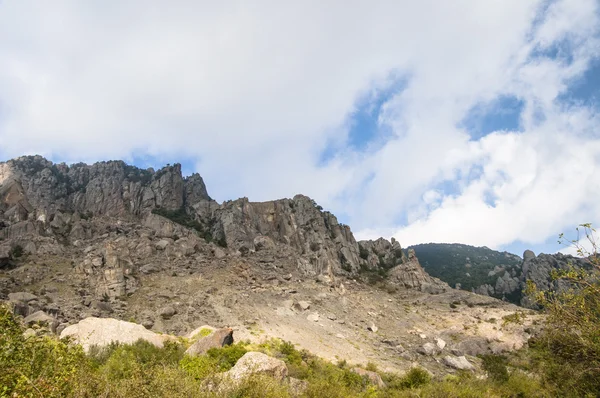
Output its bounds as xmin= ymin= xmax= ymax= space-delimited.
xmin=206 ymin=343 xmax=248 ymax=371
xmin=0 ymin=304 xmax=87 ymax=397
xmin=10 ymin=244 xmax=24 ymax=259
xmin=152 ymin=207 xmax=226 ymax=247
xmin=359 ymin=245 xmax=370 ymax=260
xmin=526 ymin=223 xmax=600 ymax=397
xmin=0 ymin=307 xmax=562 ymax=397
xmin=481 ymin=354 xmax=509 ymax=382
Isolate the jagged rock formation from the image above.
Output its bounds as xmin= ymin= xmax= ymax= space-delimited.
xmin=212 ymin=195 xmax=363 ymax=277
xmin=411 ymin=243 xmax=522 ymax=301
xmin=0 ymin=155 xmax=427 ymax=283
xmin=417 ymin=242 xmax=593 ymax=307
xmin=387 ymin=249 xmax=449 ymax=293
xmin=0 ymin=155 xmax=548 ymax=376
xmin=519 ymin=250 xmax=592 ymax=307
xmin=0 ymin=155 xmax=451 ymax=331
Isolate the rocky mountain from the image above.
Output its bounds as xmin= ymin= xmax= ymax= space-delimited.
xmin=1 ymin=155 xmax=542 ymax=376
xmin=411 ymin=243 xmax=593 ymax=308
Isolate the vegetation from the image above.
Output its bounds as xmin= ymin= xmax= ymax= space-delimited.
xmin=10 ymin=244 xmax=24 ymax=259
xmin=525 ymin=223 xmax=600 ymax=397
xmin=3 ymin=224 xmax=600 ymax=397
xmin=151 ymin=207 xmax=227 ymax=247
xmin=410 ymin=243 xmax=522 ymax=302
xmin=0 ymin=306 xmax=558 ymax=397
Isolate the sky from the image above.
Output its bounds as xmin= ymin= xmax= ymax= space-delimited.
xmin=0 ymin=0 xmax=599 ymax=257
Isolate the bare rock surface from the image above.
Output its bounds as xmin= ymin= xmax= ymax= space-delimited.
xmin=60 ymin=317 xmax=170 ymax=352
xmin=226 ymin=352 xmax=288 ymax=381
xmin=185 ymin=327 xmax=234 ymax=356
xmin=0 ymin=155 xmax=546 ymax=377
xmin=443 ymin=355 xmax=474 ymax=370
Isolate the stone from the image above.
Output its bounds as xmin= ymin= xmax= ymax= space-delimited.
xmin=23 ymin=311 xmax=58 ymax=333
xmin=91 ymin=300 xmax=114 ymax=313
xmin=155 ymin=240 xmax=171 ymax=250
xmin=351 ymin=368 xmax=386 ymax=388
xmin=226 ymin=352 xmax=288 ymax=381
xmin=443 ymin=355 xmax=474 ymax=370
xmin=60 ymin=317 xmax=171 ymax=352
xmin=8 ymin=292 xmax=38 ymax=303
xmin=387 ymin=249 xmax=449 ymax=293
xmin=187 ymin=325 xmax=217 ymax=340
xmin=158 ymin=306 xmax=177 ymax=319
xmin=436 ymin=338 xmax=446 ymax=350
xmin=185 ymin=328 xmax=234 ymax=356
xmin=295 ymin=301 xmax=311 ymax=311
xmin=140 ymin=263 xmax=160 ymax=274
xmin=418 ymin=342 xmax=438 ymax=356
xmin=307 ymin=312 xmax=320 ymax=322
xmin=367 ymin=323 xmax=378 ymax=333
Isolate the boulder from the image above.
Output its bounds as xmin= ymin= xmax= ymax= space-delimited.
xmin=418 ymin=342 xmax=438 ymax=356
xmin=351 ymin=368 xmax=386 ymax=388
xmin=140 ymin=263 xmax=160 ymax=274
xmin=23 ymin=311 xmax=58 ymax=333
xmin=158 ymin=305 xmax=177 ymax=319
xmin=226 ymin=352 xmax=288 ymax=381
xmin=8 ymin=292 xmax=38 ymax=303
xmin=436 ymin=338 xmax=446 ymax=350
xmin=296 ymin=301 xmax=311 ymax=311
xmin=60 ymin=317 xmax=170 ymax=352
xmin=307 ymin=313 xmax=320 ymax=322
xmin=443 ymin=355 xmax=474 ymax=370
xmin=185 ymin=327 xmax=234 ymax=356
xmin=187 ymin=325 xmax=217 ymax=340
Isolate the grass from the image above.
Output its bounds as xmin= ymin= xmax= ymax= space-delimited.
xmin=0 ymin=305 xmax=574 ymax=398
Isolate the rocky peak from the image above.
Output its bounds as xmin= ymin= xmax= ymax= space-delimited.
xmin=0 ymin=155 xmax=444 ymax=289
xmin=387 ymin=248 xmax=449 ymax=293
xmin=0 ymin=156 xmax=211 ymax=220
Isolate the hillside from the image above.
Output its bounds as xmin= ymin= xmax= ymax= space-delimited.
xmin=409 ymin=243 xmax=523 ymax=302
xmin=1 ymin=155 xmax=599 ymax=396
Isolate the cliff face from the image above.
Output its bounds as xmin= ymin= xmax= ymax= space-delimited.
xmin=0 ymin=155 xmax=211 ymax=221
xmin=0 ymin=155 xmax=444 ymax=290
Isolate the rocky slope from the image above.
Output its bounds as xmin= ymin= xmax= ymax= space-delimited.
xmin=0 ymin=155 xmax=540 ymax=375
xmin=411 ymin=243 xmax=593 ymax=308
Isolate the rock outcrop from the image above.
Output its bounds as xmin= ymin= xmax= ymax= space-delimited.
xmin=60 ymin=317 xmax=171 ymax=352
xmin=388 ymin=249 xmax=449 ymax=293
xmin=225 ymin=352 xmax=288 ymax=381
xmin=185 ymin=327 xmax=234 ymax=356
xmin=0 ymin=156 xmax=435 ymax=283
xmin=519 ymin=251 xmax=592 ymax=307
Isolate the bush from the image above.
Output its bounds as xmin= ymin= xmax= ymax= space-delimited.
xmin=0 ymin=304 xmax=88 ymax=397
xmin=526 ymin=224 xmax=600 ymax=396
xmin=481 ymin=354 xmax=509 ymax=382
xmin=10 ymin=244 xmax=23 ymax=259
xmin=206 ymin=343 xmax=248 ymax=371
xmin=399 ymin=367 xmax=431 ymax=389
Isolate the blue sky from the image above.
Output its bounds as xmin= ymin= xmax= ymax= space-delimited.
xmin=0 ymin=0 xmax=599 ymax=258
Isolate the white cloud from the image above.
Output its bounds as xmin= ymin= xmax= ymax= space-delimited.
xmin=0 ymin=0 xmax=599 ymax=251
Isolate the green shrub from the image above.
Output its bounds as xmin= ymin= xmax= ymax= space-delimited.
xmin=0 ymin=304 xmax=88 ymax=397
xmin=481 ymin=354 xmax=509 ymax=382
xmin=179 ymin=354 xmax=219 ymax=380
xmin=206 ymin=343 xmax=248 ymax=371
xmin=525 ymin=224 xmax=600 ymax=396
xmin=10 ymin=244 xmax=23 ymax=259
xmin=399 ymin=367 xmax=431 ymax=389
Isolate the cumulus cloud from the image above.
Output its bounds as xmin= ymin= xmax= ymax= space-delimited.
xmin=0 ymin=0 xmax=598 ymax=253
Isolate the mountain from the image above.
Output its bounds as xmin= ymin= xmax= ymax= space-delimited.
xmin=410 ymin=243 xmax=593 ymax=307
xmin=0 ymin=155 xmax=538 ymax=376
